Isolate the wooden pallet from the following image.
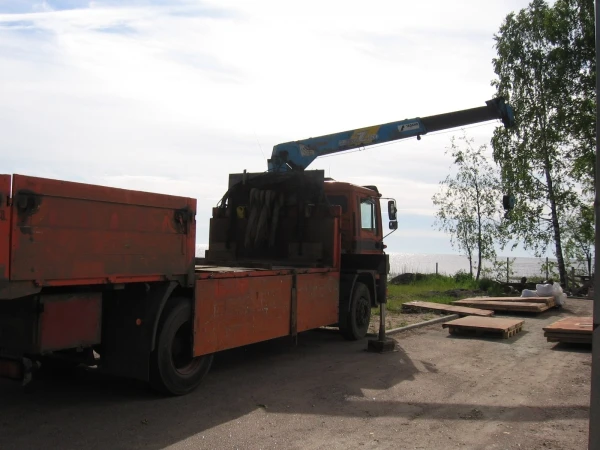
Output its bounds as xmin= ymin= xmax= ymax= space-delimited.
xmin=401 ymin=301 xmax=494 ymax=317
xmin=451 ymin=299 xmax=552 ymax=313
xmin=542 ymin=316 xmax=592 ymax=344
xmin=442 ymin=316 xmax=524 ymax=339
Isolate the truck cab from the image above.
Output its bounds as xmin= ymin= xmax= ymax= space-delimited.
xmin=323 ymin=180 xmax=398 ymax=326
xmin=324 ymin=180 xmax=395 ymax=256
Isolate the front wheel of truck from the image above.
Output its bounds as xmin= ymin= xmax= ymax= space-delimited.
xmin=339 ymin=282 xmax=372 ymax=341
xmin=149 ymin=298 xmax=213 ymax=396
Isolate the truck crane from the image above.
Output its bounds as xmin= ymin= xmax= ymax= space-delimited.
xmin=267 ymin=97 xmax=514 ymax=172
xmin=0 ymin=97 xmax=514 ymax=395
xmin=264 ymin=96 xmax=515 ymax=351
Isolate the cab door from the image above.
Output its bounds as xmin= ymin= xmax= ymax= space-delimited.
xmin=356 ymin=195 xmax=383 ymax=254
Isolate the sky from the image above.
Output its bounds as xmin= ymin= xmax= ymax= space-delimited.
xmin=0 ymin=0 xmax=541 ymax=257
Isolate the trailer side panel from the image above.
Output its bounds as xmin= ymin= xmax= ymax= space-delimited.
xmin=9 ymin=174 xmax=196 ymax=286
xmin=296 ymin=272 xmax=339 ymax=332
xmin=193 ymin=275 xmax=294 ymax=356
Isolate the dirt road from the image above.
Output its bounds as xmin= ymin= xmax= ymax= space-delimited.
xmin=0 ymin=299 xmax=592 ymax=450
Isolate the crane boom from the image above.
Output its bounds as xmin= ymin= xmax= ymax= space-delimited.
xmin=267 ymin=97 xmax=515 ymax=172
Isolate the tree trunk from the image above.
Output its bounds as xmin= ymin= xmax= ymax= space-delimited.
xmin=468 ymin=255 xmax=473 ymax=277
xmin=539 ymin=97 xmax=566 ymax=285
xmin=466 ymin=245 xmax=473 ymax=278
xmin=545 ymin=170 xmax=567 ymax=285
xmin=553 ymin=226 xmax=567 ymax=286
xmin=475 ymin=181 xmax=482 ymax=281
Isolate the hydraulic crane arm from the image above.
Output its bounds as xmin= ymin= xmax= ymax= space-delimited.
xmin=267 ymin=97 xmax=515 ymax=172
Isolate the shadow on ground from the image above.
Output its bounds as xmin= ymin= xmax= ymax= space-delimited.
xmin=0 ymin=327 xmax=590 ymax=450
xmin=549 ymin=342 xmax=593 ymax=353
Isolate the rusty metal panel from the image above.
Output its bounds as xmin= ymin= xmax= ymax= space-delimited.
xmin=0 ymin=175 xmax=11 ymax=282
xmin=9 ymin=174 xmax=196 ymax=284
xmin=37 ymin=292 xmax=102 ymax=352
xmin=193 ymin=276 xmax=293 ymax=356
xmin=296 ymin=272 xmax=339 ymax=332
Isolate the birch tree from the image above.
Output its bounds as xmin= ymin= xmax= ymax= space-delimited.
xmin=432 ymin=132 xmax=504 ymax=281
xmin=490 ymin=0 xmax=595 ymax=285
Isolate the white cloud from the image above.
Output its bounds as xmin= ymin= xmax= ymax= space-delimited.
xmin=0 ymin=0 xmax=533 ymax=253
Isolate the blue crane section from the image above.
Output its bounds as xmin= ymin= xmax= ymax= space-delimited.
xmin=267 ymin=97 xmax=515 ymax=172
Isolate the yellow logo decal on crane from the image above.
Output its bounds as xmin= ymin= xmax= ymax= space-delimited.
xmin=339 ymin=126 xmax=380 ymax=147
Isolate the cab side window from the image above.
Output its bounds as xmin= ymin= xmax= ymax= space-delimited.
xmin=360 ymin=198 xmax=377 ymax=233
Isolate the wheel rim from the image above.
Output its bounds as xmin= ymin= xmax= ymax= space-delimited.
xmin=355 ymin=297 xmax=371 ymax=327
xmin=171 ymin=321 xmax=202 ymax=376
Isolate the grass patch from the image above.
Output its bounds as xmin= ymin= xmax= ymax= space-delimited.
xmin=378 ymin=273 xmax=480 ymax=314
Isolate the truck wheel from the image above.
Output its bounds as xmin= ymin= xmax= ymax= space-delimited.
xmin=150 ymin=299 xmax=213 ymax=396
xmin=340 ymin=282 xmax=372 ymax=341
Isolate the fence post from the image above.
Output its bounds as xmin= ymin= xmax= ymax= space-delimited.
xmin=506 ymin=257 xmax=509 ymax=284
xmin=436 ymin=262 xmax=438 ymax=276
xmin=571 ymin=267 xmax=575 ymax=289
xmin=546 ymin=257 xmax=549 ymax=280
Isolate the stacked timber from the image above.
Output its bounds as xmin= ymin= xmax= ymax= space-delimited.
xmin=542 ymin=316 xmax=592 ymax=344
xmin=451 ymin=296 xmax=555 ymax=313
xmin=402 ymin=301 xmax=494 ymax=317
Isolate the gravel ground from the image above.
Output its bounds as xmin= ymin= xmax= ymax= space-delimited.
xmin=0 ymin=298 xmax=592 ymax=450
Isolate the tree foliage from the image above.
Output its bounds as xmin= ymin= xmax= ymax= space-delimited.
xmin=490 ymin=0 xmax=595 ymax=285
xmin=432 ymin=132 xmax=504 ymax=281
xmin=563 ymin=203 xmax=595 ymax=275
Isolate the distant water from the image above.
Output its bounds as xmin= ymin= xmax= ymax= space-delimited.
xmin=386 ymin=252 xmax=559 ymax=280
xmin=195 ymin=245 xmax=584 ymax=281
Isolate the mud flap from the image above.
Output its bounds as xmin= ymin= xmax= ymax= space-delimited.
xmin=101 ymin=281 xmax=178 ymax=382
xmin=338 ymin=273 xmax=358 ymax=326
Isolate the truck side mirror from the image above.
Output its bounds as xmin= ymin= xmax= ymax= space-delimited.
xmin=387 ymin=200 xmax=398 ymax=230
xmin=388 ymin=200 xmax=397 ymax=221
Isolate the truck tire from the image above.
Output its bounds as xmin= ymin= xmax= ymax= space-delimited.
xmin=149 ymin=298 xmax=213 ymax=396
xmin=339 ymin=282 xmax=371 ymax=341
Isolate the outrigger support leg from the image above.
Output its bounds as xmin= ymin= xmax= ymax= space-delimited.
xmin=367 ymin=302 xmax=397 ymax=353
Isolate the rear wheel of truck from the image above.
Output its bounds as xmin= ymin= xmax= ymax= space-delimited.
xmin=150 ymin=298 xmax=213 ymax=396
xmin=340 ymin=282 xmax=371 ymax=341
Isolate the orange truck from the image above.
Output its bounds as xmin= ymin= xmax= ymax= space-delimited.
xmin=0 ymin=98 xmax=514 ymax=395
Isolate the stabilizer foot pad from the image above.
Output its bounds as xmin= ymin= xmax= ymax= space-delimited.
xmin=367 ymin=338 xmax=397 ymax=353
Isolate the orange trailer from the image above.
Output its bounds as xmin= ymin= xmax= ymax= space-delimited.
xmin=0 ymin=170 xmax=394 ymax=395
